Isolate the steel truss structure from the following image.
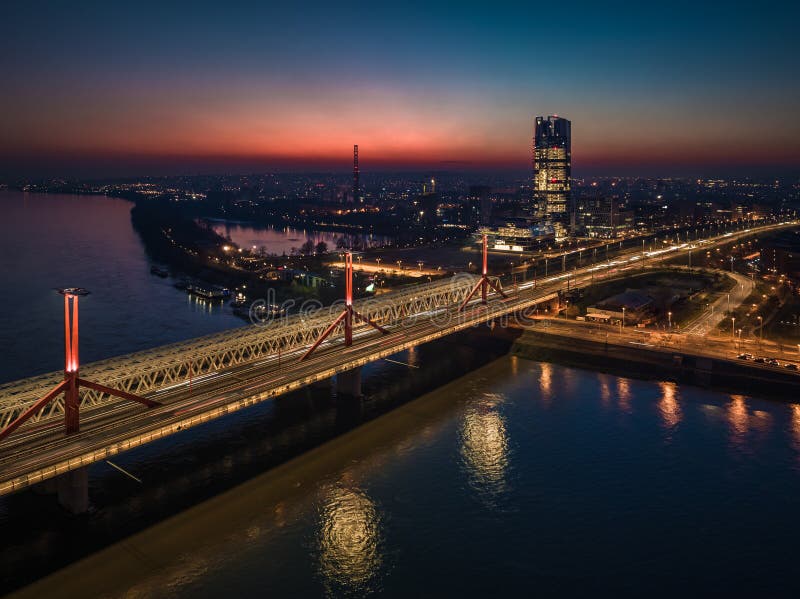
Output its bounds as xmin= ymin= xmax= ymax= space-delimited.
xmin=0 ymin=293 xmax=158 ymax=441
xmin=0 ymin=274 xmax=499 ymax=430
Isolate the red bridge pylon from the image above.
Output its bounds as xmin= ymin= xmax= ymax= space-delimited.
xmin=0 ymin=290 xmax=159 ymax=442
xmin=301 ymin=252 xmax=389 ymax=361
xmin=459 ymin=234 xmax=508 ymax=311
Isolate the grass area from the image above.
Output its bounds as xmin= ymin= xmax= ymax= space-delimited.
xmin=765 ymin=292 xmax=800 ymax=344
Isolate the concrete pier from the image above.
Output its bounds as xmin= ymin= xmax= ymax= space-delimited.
xmin=336 ymin=367 xmax=362 ymax=399
xmin=57 ymin=466 xmax=89 ymax=514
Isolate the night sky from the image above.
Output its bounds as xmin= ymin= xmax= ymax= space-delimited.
xmin=1 ymin=1 xmax=798 ymax=177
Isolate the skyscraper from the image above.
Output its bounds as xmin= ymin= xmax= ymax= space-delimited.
xmin=532 ymin=115 xmax=571 ymax=224
xmin=353 ymin=144 xmax=360 ymax=203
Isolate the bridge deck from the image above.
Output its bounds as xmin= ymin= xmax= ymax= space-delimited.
xmin=0 ymin=222 xmax=795 ymax=496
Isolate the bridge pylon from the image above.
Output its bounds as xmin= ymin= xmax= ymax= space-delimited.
xmin=300 ymin=252 xmax=389 ymax=361
xmin=0 ymin=290 xmax=160 ymax=442
xmin=459 ymin=234 xmax=507 ymax=311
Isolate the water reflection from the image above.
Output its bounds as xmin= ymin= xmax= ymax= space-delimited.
xmin=460 ymin=393 xmax=509 ymax=499
xmin=407 ymin=345 xmax=418 ymax=368
xmin=792 ymin=405 xmax=800 ymax=444
xmin=726 ymin=394 xmax=772 ymax=450
xmin=658 ymin=381 xmax=682 ymax=431
xmin=539 ymin=363 xmax=553 ymax=401
xmin=727 ymin=394 xmax=749 ymax=442
xmin=209 ymin=221 xmax=392 ymax=256
xmin=317 ymin=484 xmax=382 ymax=595
xmin=598 ymin=374 xmax=611 ymax=406
xmin=617 ymin=378 xmax=632 ymax=412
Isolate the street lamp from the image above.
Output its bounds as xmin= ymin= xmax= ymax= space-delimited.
xmin=731 ymin=316 xmax=735 ymax=341
xmin=668 ymin=311 xmax=672 ymax=330
xmin=757 ymin=315 xmax=763 ymax=345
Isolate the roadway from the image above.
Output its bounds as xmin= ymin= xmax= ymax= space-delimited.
xmin=682 ymin=270 xmax=753 ymax=336
xmin=530 ymin=317 xmax=800 ymax=371
xmin=0 ymin=221 xmax=796 ymax=496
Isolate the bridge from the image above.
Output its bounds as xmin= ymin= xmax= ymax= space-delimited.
xmin=0 ymin=221 xmax=795 ymax=511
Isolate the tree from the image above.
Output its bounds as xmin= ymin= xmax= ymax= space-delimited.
xmin=315 ymin=241 xmax=328 ymax=255
xmin=300 ymin=239 xmax=315 ymax=255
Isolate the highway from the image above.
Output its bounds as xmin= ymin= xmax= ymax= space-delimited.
xmin=0 ymin=220 xmax=796 ymax=496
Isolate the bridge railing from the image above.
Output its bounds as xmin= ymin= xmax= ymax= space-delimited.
xmin=0 ymin=274 xmax=480 ymax=429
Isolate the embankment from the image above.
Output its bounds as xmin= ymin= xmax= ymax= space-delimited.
xmin=512 ymin=329 xmax=799 ymax=399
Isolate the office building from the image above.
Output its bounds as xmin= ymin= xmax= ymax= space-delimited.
xmin=533 ymin=115 xmax=571 ymax=223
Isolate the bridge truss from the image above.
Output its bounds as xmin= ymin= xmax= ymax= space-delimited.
xmin=0 ymin=274 xmax=489 ymax=430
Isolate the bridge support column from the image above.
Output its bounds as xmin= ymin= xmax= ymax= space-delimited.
xmin=336 ymin=367 xmax=362 ymax=399
xmin=57 ymin=466 xmax=89 ymax=514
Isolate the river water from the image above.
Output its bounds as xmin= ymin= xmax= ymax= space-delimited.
xmin=2 ymin=192 xmax=800 ymax=597
xmin=207 ymin=219 xmax=393 ymax=255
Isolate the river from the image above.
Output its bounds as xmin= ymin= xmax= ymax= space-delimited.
xmin=2 ymin=192 xmax=800 ymax=597
xmin=206 ymin=219 xmax=393 ymax=255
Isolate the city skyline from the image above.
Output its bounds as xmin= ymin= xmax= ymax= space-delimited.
xmin=1 ymin=1 xmax=799 ymax=178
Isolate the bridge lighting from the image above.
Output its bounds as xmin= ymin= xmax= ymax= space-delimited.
xmin=459 ymin=235 xmax=507 ymax=311
xmin=0 ymin=289 xmax=159 ymax=442
xmin=300 ymin=252 xmax=388 ymax=361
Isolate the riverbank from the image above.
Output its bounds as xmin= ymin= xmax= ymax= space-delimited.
xmin=512 ymin=328 xmax=800 ymax=399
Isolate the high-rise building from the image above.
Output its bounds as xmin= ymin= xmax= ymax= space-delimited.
xmin=532 ymin=115 xmax=571 ymax=223
xmin=353 ymin=144 xmax=360 ymax=203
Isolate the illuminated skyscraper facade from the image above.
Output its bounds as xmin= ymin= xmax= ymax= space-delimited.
xmin=533 ymin=115 xmax=571 ymax=223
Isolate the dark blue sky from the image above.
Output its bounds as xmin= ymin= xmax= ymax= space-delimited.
xmin=1 ymin=0 xmax=798 ymax=177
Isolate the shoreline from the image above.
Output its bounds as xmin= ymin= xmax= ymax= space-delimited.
xmin=512 ymin=328 xmax=800 ymax=399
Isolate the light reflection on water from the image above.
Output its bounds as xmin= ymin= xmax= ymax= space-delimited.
xmin=5 ymin=357 xmax=800 ymax=596
xmin=317 ymin=484 xmax=382 ymax=595
xmin=726 ymin=394 xmax=774 ymax=453
xmin=598 ymin=373 xmax=612 ymax=406
xmin=792 ymin=405 xmax=800 ymax=449
xmin=539 ymin=362 xmax=553 ymax=401
xmin=460 ymin=393 xmax=509 ymax=499
xmin=617 ymin=378 xmax=632 ymax=412
xmin=658 ymin=381 xmax=682 ymax=432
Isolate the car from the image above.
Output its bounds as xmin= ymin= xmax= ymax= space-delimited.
xmin=785 ymin=363 xmax=799 ymax=371
xmin=766 ymin=358 xmax=780 ymax=366
xmin=754 ymin=357 xmax=766 ymax=364
xmin=737 ymin=353 xmax=753 ymax=360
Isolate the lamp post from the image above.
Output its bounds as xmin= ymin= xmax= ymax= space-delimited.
xmin=758 ymin=315 xmax=763 ymax=346
xmin=731 ymin=317 xmax=736 ymax=341
xmin=668 ymin=311 xmax=672 ymax=330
